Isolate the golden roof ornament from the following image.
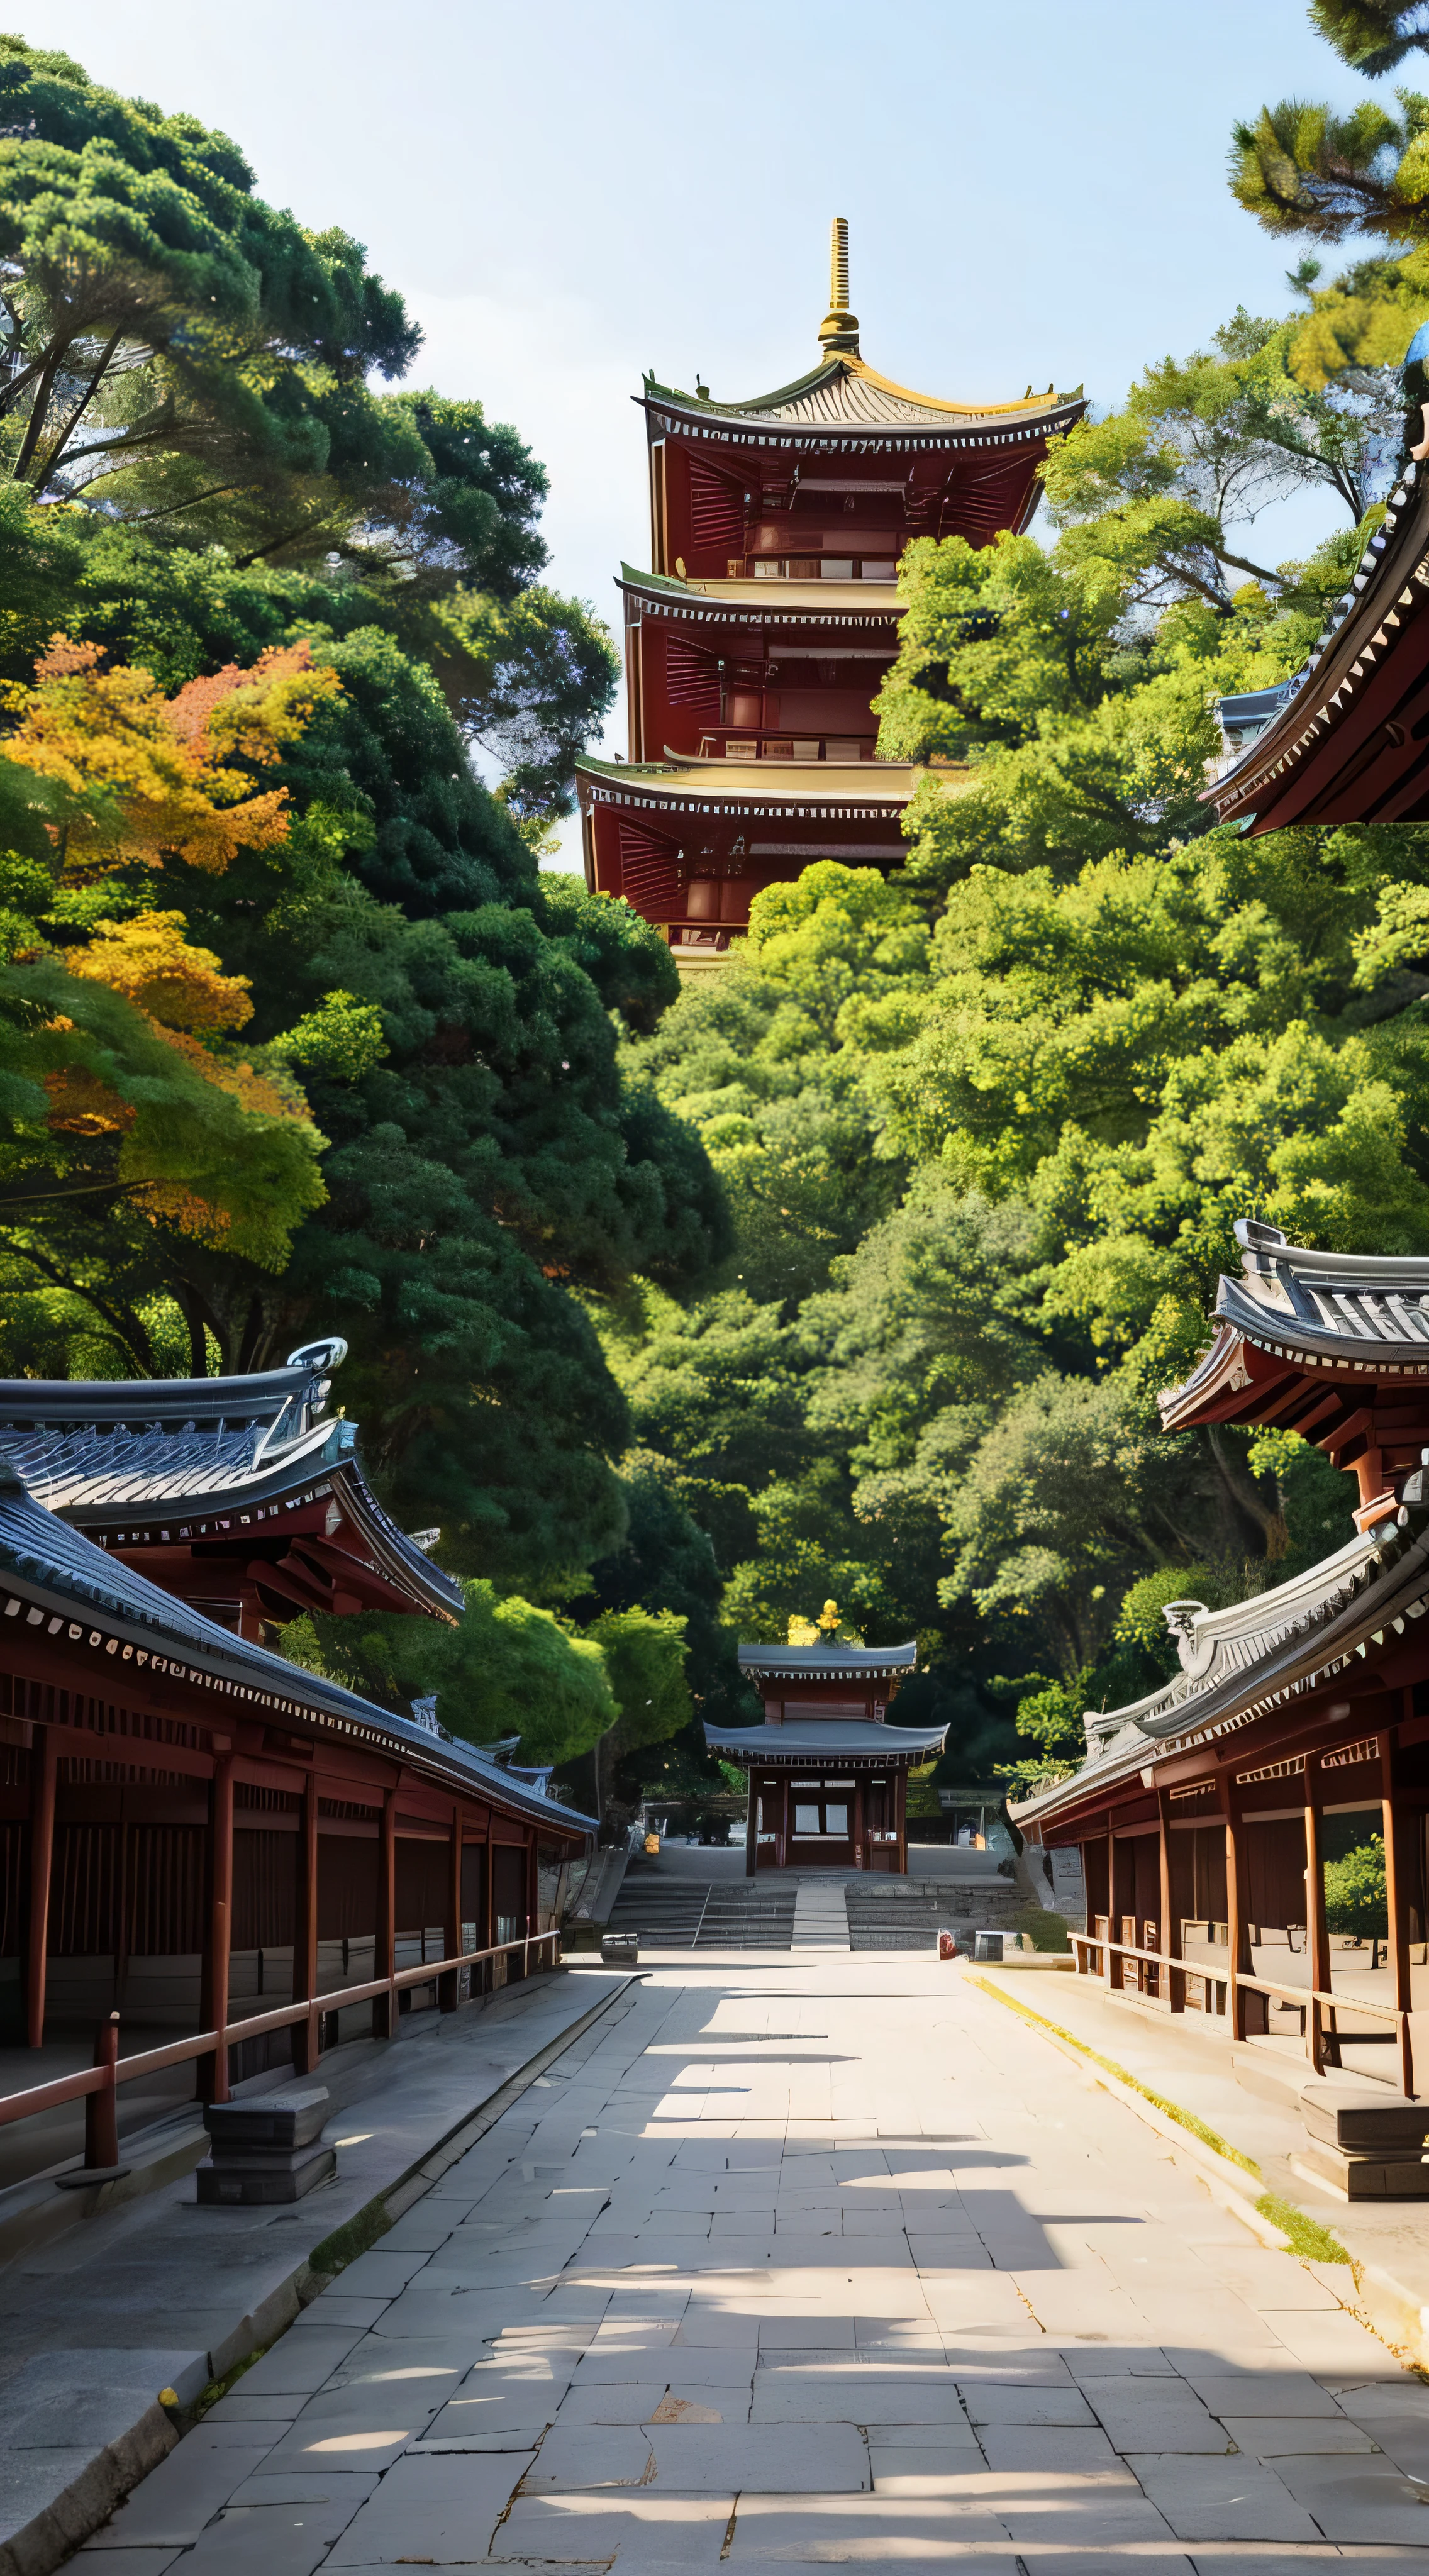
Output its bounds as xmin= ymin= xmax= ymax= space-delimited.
xmin=817 ymin=218 xmax=860 ymax=358
xmin=784 ymin=1597 xmax=869 ymax=1647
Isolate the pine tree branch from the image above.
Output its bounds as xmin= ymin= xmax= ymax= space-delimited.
xmin=10 ymin=335 xmax=72 ymax=480
xmin=30 ymin=328 xmax=122 ymax=490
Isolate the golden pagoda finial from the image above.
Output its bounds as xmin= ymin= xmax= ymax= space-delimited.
xmin=818 ymin=218 xmax=860 ymax=358
xmin=830 ymin=218 xmax=848 ymax=313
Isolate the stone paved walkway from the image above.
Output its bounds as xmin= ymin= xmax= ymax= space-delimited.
xmin=75 ymin=1956 xmax=1429 ymax=2572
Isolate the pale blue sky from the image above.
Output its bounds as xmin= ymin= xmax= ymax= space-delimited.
xmin=34 ymin=1 xmax=1383 ymax=857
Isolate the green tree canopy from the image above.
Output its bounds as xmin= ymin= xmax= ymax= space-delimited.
xmin=873 ymin=530 xmax=1332 ymax=897
xmin=582 ymin=1604 xmax=691 ymax=1821
xmin=279 ymin=1585 xmax=617 ymax=1768
xmin=0 ymin=52 xmax=721 ymax=1591
xmin=0 ymin=41 xmax=618 ymax=823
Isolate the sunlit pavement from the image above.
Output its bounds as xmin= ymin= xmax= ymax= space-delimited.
xmin=83 ymin=1954 xmax=1429 ymax=2572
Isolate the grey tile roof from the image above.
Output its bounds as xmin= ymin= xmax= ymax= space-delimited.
xmin=0 ymin=1349 xmax=464 ymax=1618
xmin=1 ymin=1407 xmax=347 ymax=1513
xmin=1207 ymin=458 xmax=1429 ymax=827
xmin=1013 ymin=1501 xmax=1429 ymax=1831
xmin=1169 ymin=1218 xmax=1429 ymax=1401
xmin=0 ymin=1345 xmax=341 ymax=1497
xmin=706 ymin=1718 xmax=948 ymax=1761
xmin=738 ymin=1640 xmax=918 ymax=1680
xmin=0 ymin=1468 xmax=592 ymax=1835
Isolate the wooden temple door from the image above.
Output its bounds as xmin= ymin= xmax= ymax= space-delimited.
xmin=866 ymin=1779 xmax=895 ymax=1873
xmin=753 ymin=1779 xmax=784 ymax=1870
xmin=789 ymin=1780 xmax=855 ymax=1868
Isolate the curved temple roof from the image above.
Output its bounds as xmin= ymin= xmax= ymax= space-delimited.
xmin=0 ymin=1347 xmax=465 ymax=1621
xmin=738 ymin=1640 xmax=920 ymax=1683
xmin=577 ymin=752 xmax=921 ymax=805
xmin=617 ymin=567 xmax=903 ymax=628
xmin=705 ymin=1718 xmax=948 ymax=1763
xmin=1206 ymin=456 xmax=1429 ymax=833
xmin=1161 ymin=1218 xmax=1429 ymax=1432
xmin=1012 ymin=1494 xmax=1429 ymax=1833
xmin=1015 ymin=1211 xmax=1429 ymax=1836
xmin=0 ymin=1466 xmax=594 ymax=1836
xmin=643 ymin=360 xmax=1081 ymax=440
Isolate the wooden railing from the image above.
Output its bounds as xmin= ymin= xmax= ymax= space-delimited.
xmin=1070 ymin=1927 xmax=1414 ymax=2096
xmin=0 ymin=1929 xmax=561 ymax=2176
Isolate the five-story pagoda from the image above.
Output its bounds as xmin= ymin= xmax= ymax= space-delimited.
xmin=577 ymin=221 xmax=1086 ymax=969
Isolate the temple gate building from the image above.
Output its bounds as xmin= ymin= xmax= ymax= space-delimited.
xmin=577 ymin=220 xmax=1085 ymax=970
xmin=703 ymin=1610 xmax=947 ymax=1875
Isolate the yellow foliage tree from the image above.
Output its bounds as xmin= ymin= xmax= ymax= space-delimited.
xmin=1 ymin=635 xmax=351 ymax=1314
xmin=63 ymin=910 xmax=255 ymax=1035
xmin=3 ymin=635 xmax=342 ymax=877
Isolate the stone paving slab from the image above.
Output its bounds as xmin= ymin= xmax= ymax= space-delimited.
xmin=0 ymin=1974 xmax=635 ymax=2576
xmin=48 ymin=1958 xmax=1429 ymax=2573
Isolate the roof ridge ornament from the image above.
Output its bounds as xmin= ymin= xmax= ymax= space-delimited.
xmin=818 ymin=216 xmax=860 ymax=358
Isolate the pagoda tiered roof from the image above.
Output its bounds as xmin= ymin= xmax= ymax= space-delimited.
xmin=578 ymin=751 xmax=921 ymax=803
xmin=1207 ymin=457 xmax=1429 ymax=833
xmin=642 ymin=358 xmax=1082 ymax=445
xmin=577 ymin=750 xmax=941 ymax=881
xmin=616 ymin=565 xmax=903 ymax=630
xmin=587 ymin=225 xmax=1081 ymax=963
xmin=0 ymin=1347 xmax=465 ymax=1626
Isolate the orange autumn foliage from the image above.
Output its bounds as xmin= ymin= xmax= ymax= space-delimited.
xmin=3 ymin=635 xmax=343 ymax=878
xmin=1 ymin=635 xmax=343 ymax=1265
xmin=64 ymin=909 xmax=254 ymax=1035
xmin=157 ymin=1024 xmax=301 ymax=1124
xmin=42 ymin=1065 xmax=137 ymax=1136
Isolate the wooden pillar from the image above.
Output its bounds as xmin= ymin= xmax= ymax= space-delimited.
xmin=85 ymin=2010 xmax=121 ymax=2171
xmin=895 ymin=1767 xmax=907 ymax=1875
xmin=198 ymin=1752 xmax=235 ymax=2104
xmin=113 ymin=1814 xmax=130 ymax=2012
xmin=745 ymin=1773 xmax=757 ymax=1879
xmin=854 ymin=1775 xmax=865 ymax=1872
xmin=1104 ymin=1824 xmax=1116 ymax=1989
xmin=1220 ymin=1772 xmax=1252 ymax=2039
xmin=1157 ymin=1790 xmax=1182 ymax=2012
xmin=1381 ymin=1734 xmax=1416 ymax=2099
xmin=1304 ymin=1752 xmax=1332 ymax=2077
xmin=439 ymin=1802 xmax=462 ymax=2011
xmin=373 ymin=1785 xmax=397 ymax=2040
xmin=25 ymin=1722 xmax=57 ymax=2050
xmin=291 ymin=1771 xmax=320 ymax=2075
xmin=483 ymin=1806 xmax=496 ymax=1992
xmin=1077 ymin=1838 xmax=1096 ymax=1974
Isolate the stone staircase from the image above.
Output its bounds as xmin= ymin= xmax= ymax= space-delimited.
xmin=605 ymin=1875 xmax=799 ymax=1950
xmin=605 ymin=1867 xmax=1030 ymax=1953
